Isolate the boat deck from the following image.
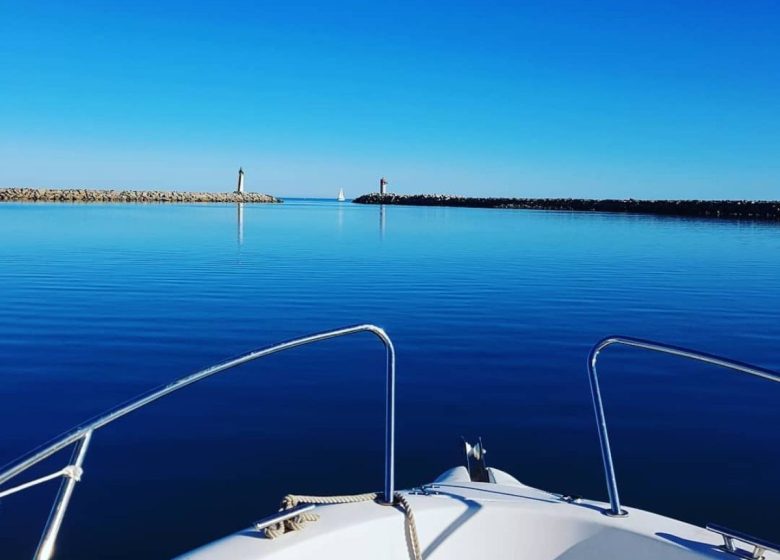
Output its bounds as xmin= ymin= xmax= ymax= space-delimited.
xmin=178 ymin=469 xmax=767 ymax=560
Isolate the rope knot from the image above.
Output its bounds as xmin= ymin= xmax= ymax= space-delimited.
xmin=62 ymin=465 xmax=83 ymax=482
xmin=262 ymin=491 xmax=421 ymax=560
xmin=263 ymin=494 xmax=320 ymax=539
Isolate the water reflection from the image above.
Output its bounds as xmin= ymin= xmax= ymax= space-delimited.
xmin=237 ymin=203 xmax=244 ymax=246
xmin=379 ymin=205 xmax=386 ymax=239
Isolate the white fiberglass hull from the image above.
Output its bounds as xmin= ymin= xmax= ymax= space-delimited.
xmin=176 ymin=467 xmax=773 ymax=560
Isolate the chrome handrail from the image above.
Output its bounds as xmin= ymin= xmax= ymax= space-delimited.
xmin=587 ymin=335 xmax=780 ymax=517
xmin=0 ymin=324 xmax=396 ymax=560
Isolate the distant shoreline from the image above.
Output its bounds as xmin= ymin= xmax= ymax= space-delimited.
xmin=353 ymin=193 xmax=780 ymax=221
xmin=0 ymin=188 xmax=280 ymax=203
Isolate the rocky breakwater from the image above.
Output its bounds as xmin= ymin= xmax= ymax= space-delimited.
xmin=0 ymin=188 xmax=280 ymax=203
xmin=353 ymin=193 xmax=780 ymax=221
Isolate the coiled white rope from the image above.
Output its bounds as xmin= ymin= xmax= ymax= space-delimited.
xmin=264 ymin=491 xmax=422 ymax=560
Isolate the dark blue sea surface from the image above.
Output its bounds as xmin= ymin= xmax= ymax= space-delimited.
xmin=0 ymin=199 xmax=778 ymax=558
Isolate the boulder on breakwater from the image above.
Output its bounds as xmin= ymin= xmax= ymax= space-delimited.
xmin=0 ymin=188 xmax=280 ymax=203
xmin=353 ymin=193 xmax=780 ymax=221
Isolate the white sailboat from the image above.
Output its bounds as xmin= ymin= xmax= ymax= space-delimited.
xmin=337 ymin=188 xmax=346 ymax=202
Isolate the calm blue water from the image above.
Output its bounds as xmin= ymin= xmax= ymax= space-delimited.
xmin=0 ymin=199 xmax=778 ymax=558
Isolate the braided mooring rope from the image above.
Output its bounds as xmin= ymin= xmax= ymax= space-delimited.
xmin=264 ymin=491 xmax=422 ymax=560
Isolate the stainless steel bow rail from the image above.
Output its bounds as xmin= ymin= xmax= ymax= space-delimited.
xmin=587 ymin=336 xmax=780 ymax=519
xmin=0 ymin=324 xmax=396 ymax=560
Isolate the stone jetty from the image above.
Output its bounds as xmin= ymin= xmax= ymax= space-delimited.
xmin=353 ymin=193 xmax=780 ymax=221
xmin=0 ymin=188 xmax=280 ymax=203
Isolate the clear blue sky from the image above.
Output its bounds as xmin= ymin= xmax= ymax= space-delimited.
xmin=1 ymin=0 xmax=778 ymax=198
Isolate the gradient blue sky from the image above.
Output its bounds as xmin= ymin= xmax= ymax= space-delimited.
xmin=1 ymin=0 xmax=778 ymax=198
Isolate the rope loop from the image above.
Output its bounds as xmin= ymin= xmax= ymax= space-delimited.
xmin=263 ymin=491 xmax=422 ymax=560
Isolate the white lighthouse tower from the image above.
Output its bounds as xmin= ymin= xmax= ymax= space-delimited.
xmin=379 ymin=177 xmax=388 ymax=195
xmin=236 ymin=167 xmax=245 ymax=194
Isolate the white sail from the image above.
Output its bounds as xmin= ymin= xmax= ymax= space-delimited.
xmin=337 ymin=188 xmax=346 ymax=201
